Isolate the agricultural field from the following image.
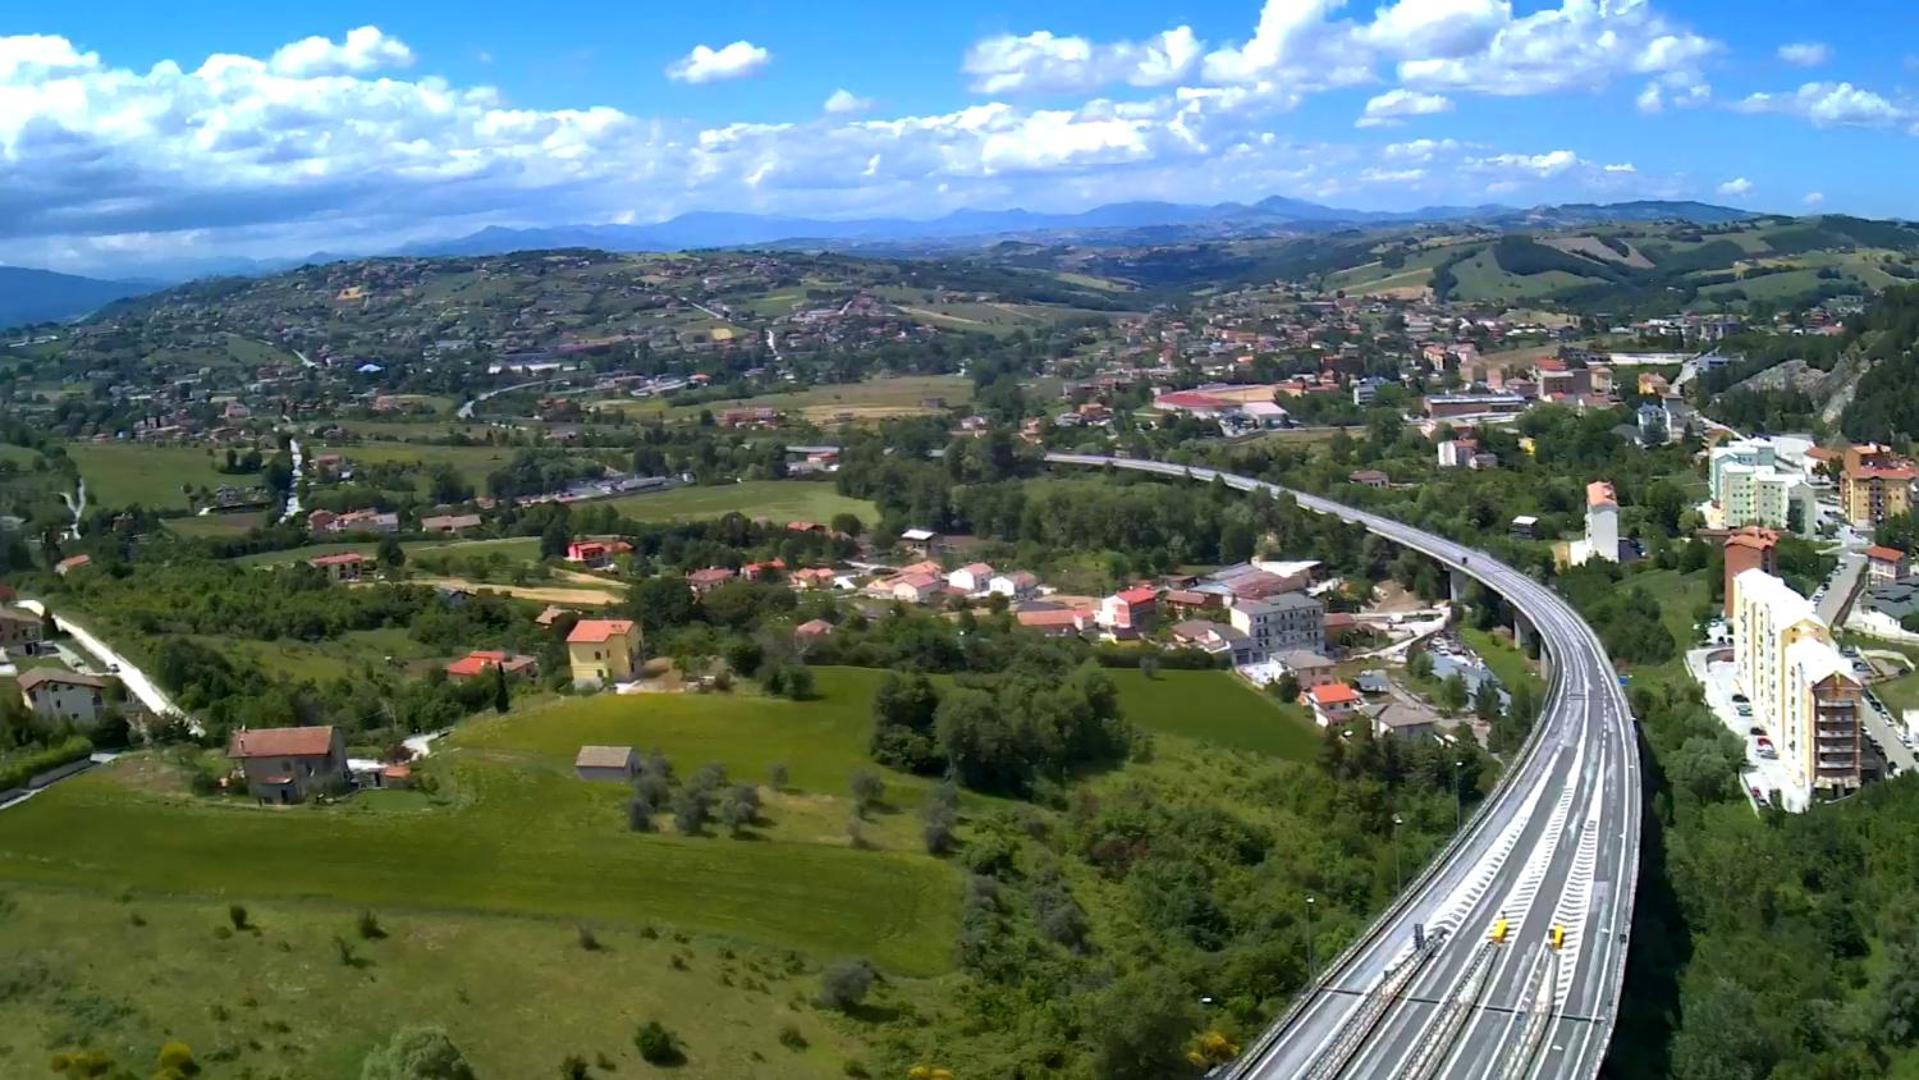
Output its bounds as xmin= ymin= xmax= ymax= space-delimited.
xmin=192 ymin=627 xmax=437 ymax=683
xmin=66 ymin=444 xmax=248 ymax=511
xmin=608 ymin=375 xmax=976 ymax=424
xmin=0 ymin=659 xmax=1358 ymax=1076
xmin=233 ymin=536 xmax=543 ymax=568
xmin=311 ymin=441 xmax=560 ymax=491
xmin=605 ymin=481 xmax=877 ymax=525
xmin=164 ymin=511 xmax=267 ymax=538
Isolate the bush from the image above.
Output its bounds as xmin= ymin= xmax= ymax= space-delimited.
xmin=634 ymin=1020 xmax=685 ymax=1065
xmin=559 ymin=1053 xmax=589 ymax=1079
xmin=360 ymin=1025 xmax=476 ymax=1079
xmin=358 ymin=910 xmax=386 ymax=940
xmin=777 ymin=1023 xmax=808 ymax=1051
xmin=156 ymin=1041 xmax=197 ymax=1077
xmin=576 ymin=924 xmax=602 ymax=951
xmin=817 ymin=958 xmax=876 ymax=1012
xmin=0 ymin=735 xmax=91 ymax=791
xmin=227 ymin=904 xmax=248 ymax=930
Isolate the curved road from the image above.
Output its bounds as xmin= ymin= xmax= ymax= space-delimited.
xmin=1044 ymin=454 xmax=1639 ymax=1080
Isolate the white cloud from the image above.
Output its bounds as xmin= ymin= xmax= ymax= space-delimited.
xmin=268 ymin=25 xmax=413 ymax=77
xmin=665 ymin=40 xmax=771 ymax=84
xmin=962 ymin=26 xmax=1200 ymax=94
xmin=1777 ymin=42 xmax=1831 ymax=68
xmin=1803 ymin=191 xmax=1825 ymax=206
xmin=1391 ymin=0 xmax=1717 ymax=97
xmin=0 ymin=23 xmax=1692 ymax=273
xmin=1382 ymin=137 xmax=1462 ymax=163
xmin=1734 ymin=81 xmax=1909 ymax=128
xmin=1717 ymin=177 xmax=1752 ymax=197
xmin=823 ymin=89 xmax=873 ymax=115
xmin=1604 ymin=162 xmax=1636 ymax=173
xmin=1356 ymin=88 xmax=1454 ymax=127
xmin=1475 ymin=149 xmax=1581 ymax=177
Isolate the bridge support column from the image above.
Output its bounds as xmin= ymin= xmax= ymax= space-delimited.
xmin=1514 ymin=613 xmax=1535 ymax=655
xmin=1450 ymin=567 xmax=1470 ymax=605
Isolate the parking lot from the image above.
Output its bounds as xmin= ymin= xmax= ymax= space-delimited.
xmin=1688 ymin=646 xmax=1809 ymax=813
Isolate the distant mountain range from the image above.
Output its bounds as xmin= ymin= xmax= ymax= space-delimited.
xmin=400 ymin=198 xmax=1760 ymax=259
xmin=0 ymin=266 xmax=153 ymax=330
xmin=2 ymin=197 xmax=1766 ymax=312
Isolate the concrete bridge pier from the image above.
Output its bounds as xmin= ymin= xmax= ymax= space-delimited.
xmin=1450 ymin=567 xmax=1470 ymax=605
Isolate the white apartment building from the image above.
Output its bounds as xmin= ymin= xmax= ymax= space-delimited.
xmin=1731 ymin=569 xmax=1864 ymax=795
xmin=1570 ymin=480 xmax=1620 ymax=565
xmin=1710 ymin=439 xmax=1777 ymax=496
xmin=1716 ymin=462 xmax=1816 ymax=534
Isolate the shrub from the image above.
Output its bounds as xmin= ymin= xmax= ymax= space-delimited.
xmin=358 ymin=910 xmax=386 ymax=940
xmin=360 ymin=1025 xmax=476 ymax=1079
xmin=0 ymin=735 xmax=91 ymax=792
xmin=576 ymin=925 xmax=602 ymax=952
xmin=559 ymin=1053 xmax=589 ymax=1079
xmin=817 ymin=958 xmax=876 ymax=1012
xmin=227 ymin=904 xmax=248 ymax=930
xmin=634 ymin=1020 xmax=685 ymax=1065
xmin=156 ymin=1040 xmax=197 ymax=1077
xmin=777 ymin=1024 xmax=808 ymax=1051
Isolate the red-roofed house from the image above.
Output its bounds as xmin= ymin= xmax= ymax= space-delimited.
xmin=227 ymin=725 xmax=347 ymax=803
xmin=742 ymin=559 xmax=787 ymax=581
xmin=1306 ymin=682 xmax=1362 ymax=728
xmin=566 ymin=619 xmax=640 ymax=687
xmin=890 ymin=572 xmax=943 ymax=604
xmin=308 ymin=551 xmax=367 ymax=582
xmin=1867 ymin=545 xmax=1910 ymax=587
xmin=687 ymin=567 xmax=737 ymax=593
xmin=1098 ymin=586 xmax=1159 ymax=633
xmin=791 ymin=567 xmax=838 ymax=590
xmin=444 ymin=650 xmax=540 ymax=683
xmin=565 ymin=539 xmax=632 ymax=569
xmin=794 ymin=618 xmax=835 ymax=646
xmin=1017 ymin=608 xmax=1091 ymax=637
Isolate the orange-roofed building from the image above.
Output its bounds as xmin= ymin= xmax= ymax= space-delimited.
xmin=1723 ymin=527 xmax=1780 ymax=616
xmin=226 ymin=725 xmax=346 ymax=803
xmin=1866 ymin=545 xmax=1909 ymax=587
xmin=1306 ymin=682 xmax=1362 ymax=728
xmin=444 ymin=649 xmax=540 ymax=683
xmin=566 ymin=619 xmax=640 ymax=687
xmin=308 ymin=551 xmax=368 ymax=582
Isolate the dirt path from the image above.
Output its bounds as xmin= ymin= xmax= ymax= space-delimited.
xmin=412 ymin=575 xmax=623 ymax=607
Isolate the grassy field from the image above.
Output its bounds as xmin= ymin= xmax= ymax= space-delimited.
xmin=0 ymin=889 xmax=876 ymax=1079
xmin=234 ymin=536 xmax=543 ymax=568
xmin=164 ymin=511 xmax=268 ymax=538
xmin=311 ymin=442 xmax=550 ymax=491
xmin=66 ymin=444 xmax=243 ymax=511
xmin=0 ymin=669 xmax=962 ymax=977
xmin=605 ymin=481 xmax=877 ymax=524
xmin=605 ymin=376 xmax=974 ymax=424
xmin=0 ymin=663 xmax=1321 ymax=1076
xmin=195 ymin=628 xmax=436 ymax=683
xmin=1103 ymin=668 xmax=1320 ymax=759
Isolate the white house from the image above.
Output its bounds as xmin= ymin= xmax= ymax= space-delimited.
xmin=947 ymin=562 xmax=995 ymax=594
xmin=988 ymin=571 xmax=1039 ymax=600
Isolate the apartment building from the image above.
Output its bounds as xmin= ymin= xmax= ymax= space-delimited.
xmin=1731 ymin=569 xmax=1863 ymax=797
xmin=1570 ymin=480 xmax=1620 ymax=565
xmin=1716 ymin=462 xmax=1815 ymax=534
xmin=1840 ymin=443 xmax=1916 ymax=528
xmin=1722 ymin=527 xmax=1778 ymax=617
xmin=1229 ymin=591 xmax=1324 ymax=661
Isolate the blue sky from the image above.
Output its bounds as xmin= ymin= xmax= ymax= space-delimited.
xmin=3 ymin=1 xmax=1916 ymax=273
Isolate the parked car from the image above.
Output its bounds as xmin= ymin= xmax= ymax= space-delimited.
xmin=1748 ymin=725 xmax=1765 ymax=737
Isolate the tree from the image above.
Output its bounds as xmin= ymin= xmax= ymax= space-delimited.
xmin=921 ymin=780 xmax=959 ymax=855
xmin=719 ymin=783 xmax=759 ymax=835
xmin=1440 ymin=673 xmax=1469 ymax=713
xmin=817 ymin=958 xmax=876 ymax=1012
xmin=491 ymin=664 xmax=510 ymax=714
xmin=627 ymin=795 xmax=653 ymax=832
xmin=631 ymin=575 xmax=697 ymax=638
xmin=1473 ymin=679 xmax=1502 ymax=723
xmin=672 ymin=784 xmax=712 ymax=835
xmin=633 ymin=1021 xmax=685 ymax=1066
xmin=539 ymin=520 xmax=571 ymax=560
xmin=361 ymin=1026 xmax=476 ymax=1080
xmin=850 ymin=770 xmax=885 ymax=817
xmin=1087 ymin=973 xmax=1201 ymax=1080
xmin=767 ymin=761 xmax=789 ymax=790
xmin=378 ymin=535 xmax=406 ymax=570
xmin=830 ymin=512 xmax=864 ymax=538
xmin=1138 ymin=654 xmax=1160 ymax=680
xmin=39 ymin=607 xmax=57 ymax=641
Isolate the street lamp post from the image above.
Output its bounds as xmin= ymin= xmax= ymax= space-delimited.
xmin=1454 ymin=759 xmax=1466 ymax=831
xmin=1305 ymin=895 xmax=1318 ymax=984
xmin=1392 ymin=813 xmax=1404 ymax=890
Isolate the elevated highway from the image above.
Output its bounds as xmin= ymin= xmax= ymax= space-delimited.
xmin=1044 ymin=454 xmax=1640 ymax=1080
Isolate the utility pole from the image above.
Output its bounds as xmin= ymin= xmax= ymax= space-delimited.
xmin=1392 ymin=813 xmax=1405 ymax=890
xmin=1305 ymin=895 xmax=1318 ymax=984
xmin=1454 ymin=759 xmax=1466 ymax=830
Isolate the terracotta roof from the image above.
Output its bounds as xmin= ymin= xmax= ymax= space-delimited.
xmin=1867 ymin=545 xmax=1908 ymax=563
xmin=17 ymin=668 xmax=106 ymax=692
xmin=567 ymin=619 xmax=635 ymax=643
xmin=1725 ymin=526 xmax=1778 ymax=552
xmin=574 ymin=745 xmax=635 ymax=770
xmin=1586 ymin=481 xmax=1618 ymax=508
xmin=309 ymin=552 xmax=367 ymax=566
xmin=1115 ymin=586 xmax=1158 ymax=605
xmin=1309 ymin=683 xmax=1361 ymax=707
xmin=228 ymin=725 xmax=337 ymax=759
xmin=795 ymin=618 xmax=835 ymax=636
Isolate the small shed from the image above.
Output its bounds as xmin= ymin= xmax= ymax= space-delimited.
xmin=574 ymin=745 xmax=638 ymax=782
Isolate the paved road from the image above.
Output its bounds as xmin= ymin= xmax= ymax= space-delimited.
xmin=1044 ymin=454 xmax=1639 ymax=1080
xmin=1816 ymin=553 xmax=1865 ymax=627
xmin=17 ymin=600 xmax=188 ymax=726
